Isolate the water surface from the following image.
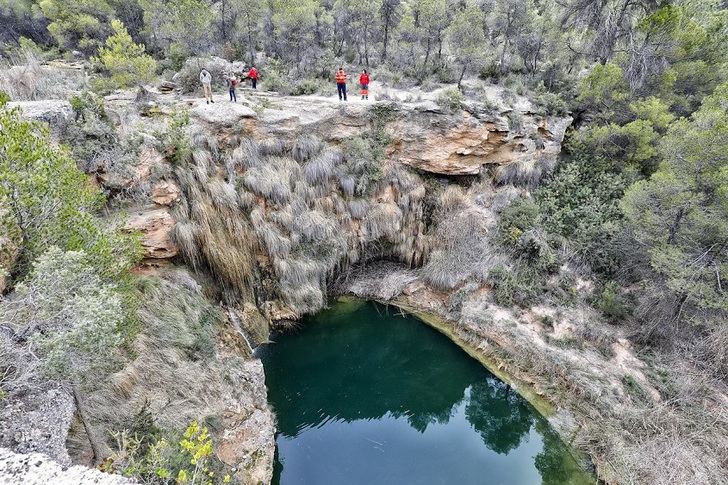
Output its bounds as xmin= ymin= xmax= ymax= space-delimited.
xmin=259 ymin=299 xmax=592 ymax=485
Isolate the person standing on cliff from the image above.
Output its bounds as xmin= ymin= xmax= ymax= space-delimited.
xmin=248 ymin=66 xmax=259 ymax=89
xmin=335 ymin=67 xmax=348 ymax=101
xmin=200 ymin=68 xmax=213 ymax=104
xmin=359 ymin=69 xmax=370 ymax=100
xmin=227 ymin=74 xmax=239 ymax=102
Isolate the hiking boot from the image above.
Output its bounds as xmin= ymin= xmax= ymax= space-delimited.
xmin=206 ymin=100 xmax=209 ymax=104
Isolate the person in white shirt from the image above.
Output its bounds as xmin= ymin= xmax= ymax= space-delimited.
xmin=200 ymin=69 xmax=214 ymax=104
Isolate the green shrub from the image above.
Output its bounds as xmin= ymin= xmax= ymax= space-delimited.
xmin=289 ymin=77 xmax=325 ymax=96
xmin=537 ymin=160 xmax=626 ymax=276
xmin=595 ymin=281 xmax=631 ymax=323
xmin=437 ymin=87 xmax=464 ymax=113
xmin=109 ymin=420 xmax=232 ymax=484
xmin=155 ymin=109 xmax=191 ymax=165
xmin=69 ymin=91 xmax=107 ymax=120
xmin=533 ymin=85 xmax=570 ymax=116
xmin=629 ymin=97 xmax=675 ymax=132
xmin=577 ymin=63 xmax=629 ymax=116
xmin=488 ymin=265 xmax=540 ymax=307
xmin=498 ymin=197 xmax=539 ymax=245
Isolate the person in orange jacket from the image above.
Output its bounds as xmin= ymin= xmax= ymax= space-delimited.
xmin=359 ymin=69 xmax=370 ymax=100
xmin=335 ymin=67 xmax=347 ymax=101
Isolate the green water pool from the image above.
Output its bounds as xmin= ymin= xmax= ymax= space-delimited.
xmin=259 ymin=299 xmax=593 ymax=485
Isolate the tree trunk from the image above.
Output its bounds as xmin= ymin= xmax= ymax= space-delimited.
xmin=220 ymin=0 xmax=227 ymax=43
xmin=668 ymin=207 xmax=684 ymax=245
xmin=382 ymin=16 xmax=390 ymax=62
xmin=421 ymin=37 xmax=432 ymax=79
xmin=458 ymin=64 xmax=467 ymax=91
xmin=247 ymin=19 xmax=255 ymax=66
xmin=364 ymin=25 xmax=370 ymax=67
xmin=72 ymin=382 xmax=104 ymax=466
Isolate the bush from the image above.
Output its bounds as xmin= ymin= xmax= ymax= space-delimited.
xmin=537 ymin=160 xmax=626 ymax=276
xmin=568 ymin=120 xmax=660 ymax=178
xmin=289 ymin=77 xmax=326 ymax=96
xmin=498 ymin=197 xmax=539 ymax=245
xmin=108 ymin=420 xmax=232 ymax=484
xmin=488 ymin=265 xmax=540 ymax=307
xmin=595 ymin=281 xmax=631 ymax=323
xmin=533 ymin=87 xmax=570 ymax=116
xmin=155 ymin=109 xmax=191 ymax=165
xmin=629 ymin=97 xmax=675 ymax=132
xmin=436 ymin=87 xmax=464 ymax=113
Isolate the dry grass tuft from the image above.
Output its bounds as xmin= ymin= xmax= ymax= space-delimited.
xmin=423 ymin=205 xmax=502 ymax=290
xmin=304 ymin=148 xmax=340 ymax=185
xmin=258 ymin=138 xmax=287 ymax=157
xmin=291 ymin=134 xmax=324 ymax=163
xmin=362 ymin=202 xmax=402 ymax=241
xmin=440 ymin=185 xmax=468 ymax=211
xmin=495 ymin=156 xmax=557 ymax=189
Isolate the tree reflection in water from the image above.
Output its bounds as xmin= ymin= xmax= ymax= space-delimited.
xmin=260 ymin=300 xmax=591 ymax=485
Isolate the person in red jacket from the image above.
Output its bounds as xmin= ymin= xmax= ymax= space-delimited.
xmin=359 ymin=69 xmax=370 ymax=100
xmin=248 ymin=66 xmax=259 ymax=89
xmin=335 ymin=67 xmax=347 ymax=101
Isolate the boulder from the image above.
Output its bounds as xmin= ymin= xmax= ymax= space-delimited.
xmin=7 ymin=100 xmax=72 ymax=133
xmin=125 ymin=208 xmax=178 ymax=259
xmin=158 ymin=80 xmax=178 ymax=93
xmin=0 ymin=383 xmax=75 ymax=467
xmin=386 ymin=112 xmax=513 ymax=175
xmin=151 ymin=180 xmax=181 ymax=206
xmin=215 ymin=360 xmax=275 ymax=485
xmin=385 ymin=109 xmax=571 ymax=176
xmin=0 ymin=448 xmax=135 ymax=485
xmin=191 ymin=102 xmax=257 ymax=127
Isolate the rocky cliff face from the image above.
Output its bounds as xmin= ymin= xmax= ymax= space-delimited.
xmin=6 ymin=87 xmax=569 ymax=485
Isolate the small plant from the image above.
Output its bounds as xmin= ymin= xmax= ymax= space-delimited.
xmin=155 ymin=109 xmax=191 ymax=165
xmin=595 ymin=281 xmax=631 ymax=323
xmin=109 ymin=419 xmax=232 ymax=485
xmin=69 ymin=91 xmax=107 ymax=121
xmin=505 ymin=110 xmax=523 ymax=133
xmin=436 ymin=87 xmax=464 ymax=113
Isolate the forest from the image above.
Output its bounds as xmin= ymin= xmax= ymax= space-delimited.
xmin=1 ymin=0 xmax=727 ymax=484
